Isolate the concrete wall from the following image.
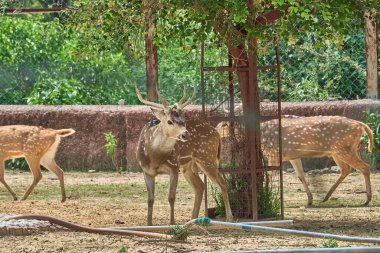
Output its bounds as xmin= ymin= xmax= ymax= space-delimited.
xmin=0 ymin=99 xmax=378 ymax=171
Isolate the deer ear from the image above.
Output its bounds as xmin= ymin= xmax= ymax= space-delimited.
xmin=150 ymin=107 xmax=165 ymax=120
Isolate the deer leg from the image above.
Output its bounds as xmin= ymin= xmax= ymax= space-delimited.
xmin=0 ymin=159 xmax=18 ymax=200
xmin=182 ymin=162 xmax=204 ymax=219
xmin=21 ymin=156 xmax=42 ymax=201
xmin=143 ymin=173 xmax=155 ymax=226
xmin=41 ymin=158 xmax=66 ymax=203
xmin=199 ymin=162 xmax=233 ymax=222
xmin=334 ymin=154 xmax=372 ymax=206
xmin=322 ymin=156 xmax=351 ymax=203
xmin=289 ymin=159 xmax=313 ymax=206
xmin=168 ymin=169 xmax=179 ymax=225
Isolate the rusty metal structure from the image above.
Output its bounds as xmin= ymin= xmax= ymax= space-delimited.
xmin=201 ymin=18 xmax=284 ymax=220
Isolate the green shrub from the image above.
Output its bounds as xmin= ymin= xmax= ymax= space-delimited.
xmin=168 ymin=225 xmax=191 ymax=241
xmin=104 ymin=132 xmax=123 ymax=173
xmin=362 ymin=110 xmax=380 ymax=170
xmin=26 ymin=78 xmax=90 ymax=105
xmin=257 ymin=183 xmax=281 ymax=219
xmin=321 ymin=238 xmax=339 ymax=248
xmin=211 ymin=169 xmax=280 ymax=219
xmin=5 ymin=158 xmax=29 ymax=171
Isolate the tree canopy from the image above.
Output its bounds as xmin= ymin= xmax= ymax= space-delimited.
xmin=65 ymin=0 xmax=379 ymax=54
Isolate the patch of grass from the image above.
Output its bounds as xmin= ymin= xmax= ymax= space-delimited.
xmin=0 ymin=183 xmax=146 ymax=201
xmin=116 ymin=245 xmax=128 ymax=253
xmin=0 ymin=174 xmax=195 ymax=203
xmin=168 ymin=225 xmax=191 ymax=241
xmin=321 ymin=238 xmax=339 ymax=248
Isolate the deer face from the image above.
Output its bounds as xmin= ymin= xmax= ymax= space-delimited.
xmin=135 ymin=83 xmax=196 ymax=142
xmin=151 ymin=106 xmax=189 ymax=141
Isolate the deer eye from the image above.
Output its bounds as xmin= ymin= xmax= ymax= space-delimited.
xmin=167 ymin=120 xmax=174 ymax=125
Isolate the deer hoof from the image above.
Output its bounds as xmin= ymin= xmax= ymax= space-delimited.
xmin=13 ymin=196 xmax=18 ymax=201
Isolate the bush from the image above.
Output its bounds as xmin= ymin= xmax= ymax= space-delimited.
xmin=362 ymin=110 xmax=380 ymax=170
xmin=27 ymin=78 xmax=90 ymax=105
xmin=321 ymin=238 xmax=339 ymax=248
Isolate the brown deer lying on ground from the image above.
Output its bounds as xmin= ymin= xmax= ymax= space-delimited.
xmin=0 ymin=125 xmax=75 ymax=202
xmin=135 ymin=85 xmax=233 ymax=225
xmin=217 ymin=115 xmax=373 ymax=206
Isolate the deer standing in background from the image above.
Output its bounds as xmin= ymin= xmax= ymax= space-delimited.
xmin=0 ymin=125 xmax=75 ymax=202
xmin=135 ymin=84 xmax=233 ymax=225
xmin=217 ymin=115 xmax=373 ymax=206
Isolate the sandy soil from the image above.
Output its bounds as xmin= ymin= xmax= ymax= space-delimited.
xmin=0 ymin=170 xmax=380 ymax=253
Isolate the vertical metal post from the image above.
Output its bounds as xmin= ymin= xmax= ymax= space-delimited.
xmin=273 ymin=23 xmax=284 ymax=219
xmin=228 ymin=51 xmax=234 ymax=118
xmin=248 ymin=37 xmax=260 ymax=221
xmin=201 ymin=42 xmax=206 ymax=114
xmin=201 ymin=42 xmax=208 ymax=216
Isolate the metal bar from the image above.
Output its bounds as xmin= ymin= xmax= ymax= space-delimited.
xmin=201 ymin=42 xmax=206 ymax=115
xmin=228 ymin=50 xmax=235 ymax=118
xmin=256 ymin=166 xmax=281 ymax=173
xmin=208 ymin=115 xmax=279 ymax=122
xmin=247 ymin=36 xmax=260 ymax=221
xmin=207 ymin=220 xmax=380 ymax=244
xmin=205 ymin=247 xmax=380 ymax=253
xmin=219 ymin=169 xmax=252 ymax=174
xmin=203 ymin=66 xmax=250 ymax=72
xmin=4 ymin=8 xmax=67 ymax=14
xmin=200 ymin=42 xmax=208 ymax=217
xmin=105 ymin=220 xmax=294 ymax=232
xmin=273 ymin=22 xmax=284 ymax=219
xmin=221 ymin=167 xmax=282 ymax=175
xmin=204 ymin=173 xmax=208 ymax=217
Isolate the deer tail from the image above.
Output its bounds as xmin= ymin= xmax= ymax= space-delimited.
xmin=359 ymin=122 xmax=373 ymax=152
xmin=56 ymin=129 xmax=76 ymax=137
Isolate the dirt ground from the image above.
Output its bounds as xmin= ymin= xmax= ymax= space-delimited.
xmin=1 ymin=170 xmax=380 ymax=253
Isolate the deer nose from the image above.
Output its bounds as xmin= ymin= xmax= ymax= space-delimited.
xmin=181 ymin=131 xmax=190 ymax=141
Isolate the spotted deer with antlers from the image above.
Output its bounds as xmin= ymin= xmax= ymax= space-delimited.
xmin=217 ymin=111 xmax=373 ymax=206
xmin=135 ymin=84 xmax=233 ymax=225
xmin=0 ymin=125 xmax=75 ymax=202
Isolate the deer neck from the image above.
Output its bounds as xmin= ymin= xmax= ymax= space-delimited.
xmin=147 ymin=124 xmax=178 ymax=155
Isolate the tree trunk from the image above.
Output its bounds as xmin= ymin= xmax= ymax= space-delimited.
xmin=364 ymin=10 xmax=378 ymax=99
xmin=144 ymin=0 xmax=158 ymax=102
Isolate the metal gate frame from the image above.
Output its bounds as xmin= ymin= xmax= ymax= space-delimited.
xmin=201 ymin=21 xmax=284 ymax=220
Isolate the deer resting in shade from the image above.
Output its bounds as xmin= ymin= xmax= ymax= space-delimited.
xmin=0 ymin=125 xmax=75 ymax=202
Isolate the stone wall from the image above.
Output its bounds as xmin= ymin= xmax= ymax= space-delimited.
xmin=0 ymin=99 xmax=378 ymax=171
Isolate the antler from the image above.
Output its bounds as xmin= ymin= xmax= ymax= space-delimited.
xmin=156 ymin=88 xmax=169 ymax=109
xmin=178 ymin=83 xmax=197 ymax=109
xmin=176 ymin=85 xmax=187 ymax=106
xmin=135 ymin=84 xmax=167 ymax=109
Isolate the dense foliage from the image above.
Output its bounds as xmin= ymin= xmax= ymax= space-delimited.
xmin=0 ymin=15 xmax=373 ymax=104
xmin=0 ymin=17 xmax=145 ymax=104
xmin=0 ymin=1 xmax=378 ymax=104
